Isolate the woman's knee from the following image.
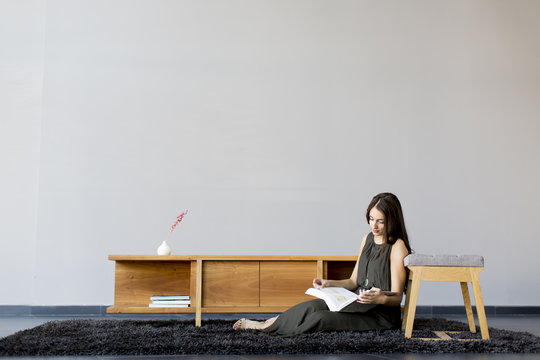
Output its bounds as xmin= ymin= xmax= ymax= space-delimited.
xmin=305 ymin=299 xmax=329 ymax=311
xmin=305 ymin=310 xmax=332 ymax=325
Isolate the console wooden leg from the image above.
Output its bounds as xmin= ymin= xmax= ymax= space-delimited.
xmin=196 ymin=259 xmax=202 ymax=327
xmin=460 ymin=281 xmax=476 ymax=333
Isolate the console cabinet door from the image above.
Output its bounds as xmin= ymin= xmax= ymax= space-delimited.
xmin=202 ymin=261 xmax=259 ymax=307
xmin=259 ymin=261 xmax=316 ymax=307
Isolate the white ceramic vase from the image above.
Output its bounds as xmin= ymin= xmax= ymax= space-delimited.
xmin=157 ymin=240 xmax=171 ymax=255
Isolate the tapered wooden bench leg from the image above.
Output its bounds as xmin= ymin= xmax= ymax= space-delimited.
xmin=402 ymin=278 xmax=412 ymax=330
xmin=460 ymin=281 xmax=476 ymax=333
xmin=470 ymin=269 xmax=489 ymax=340
xmin=404 ymin=269 xmax=422 ymax=338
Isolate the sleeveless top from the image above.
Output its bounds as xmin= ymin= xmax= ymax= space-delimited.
xmin=339 ymin=232 xmax=397 ymax=314
xmin=356 ymin=232 xmax=393 ymax=292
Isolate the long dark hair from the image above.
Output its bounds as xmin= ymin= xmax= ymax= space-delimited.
xmin=365 ymin=192 xmax=412 ymax=254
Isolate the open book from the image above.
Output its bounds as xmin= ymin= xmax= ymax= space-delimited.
xmin=305 ymin=287 xmax=358 ymax=312
xmin=306 ymin=287 xmax=398 ymax=312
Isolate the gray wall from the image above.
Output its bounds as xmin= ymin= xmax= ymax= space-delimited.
xmin=1 ymin=0 xmax=539 ymax=306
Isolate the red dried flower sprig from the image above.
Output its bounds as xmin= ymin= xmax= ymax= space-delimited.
xmin=166 ymin=210 xmax=188 ymax=241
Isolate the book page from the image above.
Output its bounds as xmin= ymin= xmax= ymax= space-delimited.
xmin=322 ymin=288 xmax=351 ymax=303
xmin=305 ymin=287 xmax=358 ymax=311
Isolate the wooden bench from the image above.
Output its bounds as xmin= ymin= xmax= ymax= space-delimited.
xmin=401 ymin=254 xmax=489 ymax=340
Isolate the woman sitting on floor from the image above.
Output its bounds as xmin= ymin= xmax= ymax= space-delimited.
xmin=233 ymin=192 xmax=412 ymax=336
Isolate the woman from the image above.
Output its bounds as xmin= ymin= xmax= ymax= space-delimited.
xmin=233 ymin=192 xmax=412 ymax=336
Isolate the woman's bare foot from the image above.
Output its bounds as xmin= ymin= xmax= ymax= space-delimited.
xmin=233 ymin=318 xmax=246 ymax=330
xmin=233 ymin=316 xmax=279 ymax=330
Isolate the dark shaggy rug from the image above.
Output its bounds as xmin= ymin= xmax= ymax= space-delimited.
xmin=0 ymin=318 xmax=539 ymax=356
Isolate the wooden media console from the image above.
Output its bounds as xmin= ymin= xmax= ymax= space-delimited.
xmin=107 ymin=255 xmax=356 ymax=326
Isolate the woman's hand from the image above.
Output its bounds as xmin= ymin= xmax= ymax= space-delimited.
xmin=356 ymin=287 xmax=385 ymax=304
xmin=313 ymin=278 xmax=330 ymax=289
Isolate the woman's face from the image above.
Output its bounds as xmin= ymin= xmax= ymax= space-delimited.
xmin=369 ymin=207 xmax=385 ymax=237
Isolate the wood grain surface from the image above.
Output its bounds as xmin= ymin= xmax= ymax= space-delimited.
xmin=260 ymin=261 xmax=317 ymax=306
xmin=201 ymin=261 xmax=259 ymax=307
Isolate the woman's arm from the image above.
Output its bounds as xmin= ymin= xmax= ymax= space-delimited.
xmin=357 ymin=239 xmax=409 ymax=306
xmin=313 ymin=234 xmax=368 ymax=291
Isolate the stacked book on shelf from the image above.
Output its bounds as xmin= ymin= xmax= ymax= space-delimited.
xmin=149 ymin=295 xmax=190 ymax=308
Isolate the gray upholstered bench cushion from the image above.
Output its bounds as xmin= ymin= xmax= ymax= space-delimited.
xmin=404 ymin=254 xmax=484 ymax=267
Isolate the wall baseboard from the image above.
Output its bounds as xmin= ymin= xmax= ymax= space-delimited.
xmin=1 ymin=305 xmax=539 ymax=316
